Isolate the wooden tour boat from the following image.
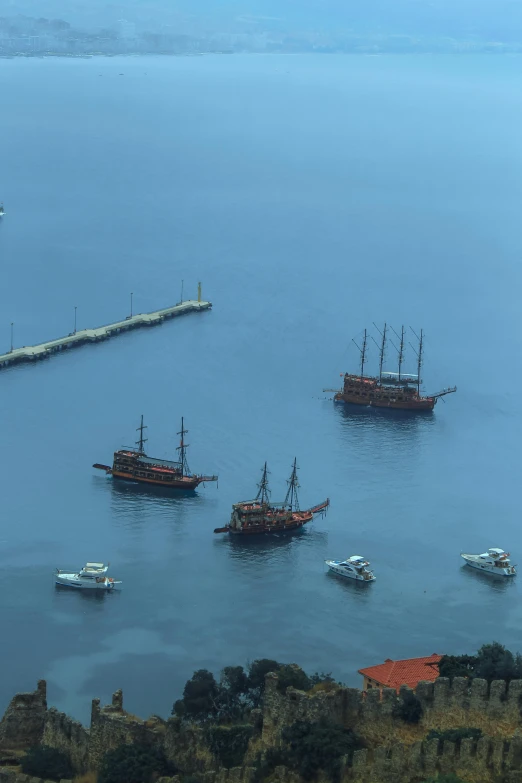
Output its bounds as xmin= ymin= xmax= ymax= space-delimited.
xmin=214 ymin=459 xmax=329 ymax=536
xmin=93 ymin=416 xmax=218 ymax=490
xmin=325 ymin=325 xmax=456 ymax=411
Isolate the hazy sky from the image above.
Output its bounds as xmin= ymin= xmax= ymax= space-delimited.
xmin=4 ymin=0 xmax=522 ymax=39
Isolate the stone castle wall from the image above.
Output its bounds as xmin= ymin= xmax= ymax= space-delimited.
xmin=262 ymin=672 xmax=522 ymax=745
xmin=0 ymin=681 xmax=47 ymax=752
xmin=42 ymin=706 xmax=89 ymax=772
xmin=4 ymin=675 xmax=522 ymax=782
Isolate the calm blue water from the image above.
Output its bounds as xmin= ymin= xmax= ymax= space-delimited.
xmin=1 ymin=54 xmax=521 ymax=724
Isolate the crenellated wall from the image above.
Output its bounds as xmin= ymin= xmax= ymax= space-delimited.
xmin=42 ymin=706 xmax=89 ymax=771
xmin=4 ymin=674 xmax=522 ymax=782
xmin=262 ymin=672 xmax=522 ymax=747
xmin=0 ymin=680 xmax=47 ymax=751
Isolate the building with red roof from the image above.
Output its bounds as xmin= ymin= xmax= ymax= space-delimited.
xmin=358 ymin=653 xmax=442 ymax=692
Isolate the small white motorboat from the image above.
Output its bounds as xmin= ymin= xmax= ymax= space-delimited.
xmin=461 ymin=548 xmax=516 ymax=577
xmin=55 ymin=562 xmax=122 ymax=590
xmin=325 ymin=555 xmax=376 ymax=582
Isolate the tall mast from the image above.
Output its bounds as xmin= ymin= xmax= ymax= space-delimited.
xmin=379 ymin=322 xmax=387 ymax=382
xmin=417 ymin=329 xmax=424 ymax=395
xmin=352 ymin=329 xmax=368 ymax=379
xmin=176 ymin=417 xmax=190 ymax=476
xmin=398 ymin=325 xmax=405 ymax=382
xmin=284 ymin=458 xmax=300 ymax=512
xmin=360 ymin=328 xmax=367 ymax=378
xmin=255 ymin=462 xmax=271 ymax=505
xmin=135 ymin=415 xmax=148 ymax=454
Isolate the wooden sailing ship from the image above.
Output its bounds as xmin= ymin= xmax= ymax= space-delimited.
xmin=214 ymin=460 xmax=329 ymax=536
xmin=325 ymin=325 xmax=456 ymax=411
xmin=93 ymin=416 xmax=218 ymax=490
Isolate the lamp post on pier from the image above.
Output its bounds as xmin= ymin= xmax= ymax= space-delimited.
xmin=10 ymin=322 xmax=13 ymax=353
xmin=130 ymin=292 xmax=133 ymax=318
xmin=74 ymin=306 xmax=77 ymax=335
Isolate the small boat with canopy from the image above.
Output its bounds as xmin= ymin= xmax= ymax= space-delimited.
xmin=55 ymin=562 xmax=122 ymax=590
xmin=325 ymin=555 xmax=376 ymax=582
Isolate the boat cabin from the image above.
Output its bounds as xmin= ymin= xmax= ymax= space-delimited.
xmin=480 ymin=548 xmax=511 ymax=565
xmin=79 ymin=562 xmax=109 ymax=577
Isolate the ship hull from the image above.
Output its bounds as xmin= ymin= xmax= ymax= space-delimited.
xmin=112 ymin=470 xmax=202 ymax=490
xmin=215 ymin=511 xmax=314 ymax=536
xmin=334 ymin=393 xmax=435 ymax=411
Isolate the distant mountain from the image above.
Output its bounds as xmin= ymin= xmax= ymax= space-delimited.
xmin=5 ymin=0 xmax=522 ymax=40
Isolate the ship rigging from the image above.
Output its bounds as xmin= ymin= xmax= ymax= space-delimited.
xmin=214 ymin=459 xmax=329 ymax=536
xmin=93 ymin=416 xmax=218 ymax=490
xmin=325 ymin=325 xmax=456 ymax=411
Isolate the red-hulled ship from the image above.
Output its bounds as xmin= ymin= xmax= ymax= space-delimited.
xmin=93 ymin=416 xmax=217 ymax=490
xmin=325 ymin=325 xmax=456 ymax=412
xmin=214 ymin=460 xmax=329 ymax=536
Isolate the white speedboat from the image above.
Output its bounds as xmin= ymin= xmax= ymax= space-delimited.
xmin=55 ymin=562 xmax=122 ymax=590
xmin=0 ymin=204 xmax=5 ymax=218
xmin=325 ymin=555 xmax=376 ymax=582
xmin=461 ymin=548 xmax=516 ymax=577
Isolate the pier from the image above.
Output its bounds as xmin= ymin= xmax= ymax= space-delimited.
xmin=0 ymin=292 xmax=211 ymax=371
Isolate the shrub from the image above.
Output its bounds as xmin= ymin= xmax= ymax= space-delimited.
xmin=252 ymin=748 xmax=290 ymax=783
xmin=21 ymin=746 xmax=73 ymax=781
xmin=206 ymin=724 xmax=254 ymax=768
xmin=426 ymin=727 xmax=482 ymax=744
xmin=98 ymin=743 xmax=174 ymax=783
xmin=282 ymin=719 xmax=364 ymax=782
xmin=421 ymin=776 xmax=465 ymax=783
xmin=392 ymin=691 xmax=423 ymax=724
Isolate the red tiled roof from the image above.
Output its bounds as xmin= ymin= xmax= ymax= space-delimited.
xmin=358 ymin=654 xmax=442 ymax=690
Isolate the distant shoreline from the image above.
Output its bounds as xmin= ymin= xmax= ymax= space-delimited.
xmin=2 ymin=49 xmax=522 ymax=59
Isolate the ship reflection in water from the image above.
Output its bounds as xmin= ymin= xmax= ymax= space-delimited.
xmin=460 ymin=564 xmax=517 ymax=593
xmin=53 ymin=584 xmax=121 ymax=602
xmin=336 ymin=401 xmax=436 ymax=432
xmin=219 ymin=526 xmax=328 ymax=562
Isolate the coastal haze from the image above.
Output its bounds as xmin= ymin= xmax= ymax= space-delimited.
xmin=1 ymin=49 xmax=521 ymax=724
xmin=5 ymin=0 xmax=522 ymax=53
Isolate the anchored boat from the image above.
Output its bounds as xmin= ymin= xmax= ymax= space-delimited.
xmin=94 ymin=416 xmax=217 ymax=490
xmin=214 ymin=459 xmax=329 ymax=536
xmin=325 ymin=325 xmax=456 ymax=411
xmin=326 ymin=555 xmax=375 ymax=582
xmin=55 ymin=562 xmax=122 ymax=590
xmin=461 ymin=548 xmax=516 ymax=577
xmin=0 ymin=204 xmax=5 ymax=218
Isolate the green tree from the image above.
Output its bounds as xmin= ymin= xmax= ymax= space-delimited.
xmin=98 ymin=744 xmax=173 ymax=783
xmin=21 ymin=746 xmax=73 ymax=782
xmin=247 ymin=659 xmax=282 ymax=706
xmin=173 ymin=669 xmax=220 ymax=721
xmin=475 ymin=642 xmax=522 ymax=683
xmin=438 ymin=654 xmax=478 ymax=680
xmin=276 ymin=664 xmax=311 ymax=694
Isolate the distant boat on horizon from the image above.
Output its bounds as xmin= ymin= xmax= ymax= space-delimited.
xmin=0 ymin=203 xmax=5 ymax=217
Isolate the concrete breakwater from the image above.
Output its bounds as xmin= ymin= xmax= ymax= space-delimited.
xmin=0 ymin=298 xmax=211 ymax=372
